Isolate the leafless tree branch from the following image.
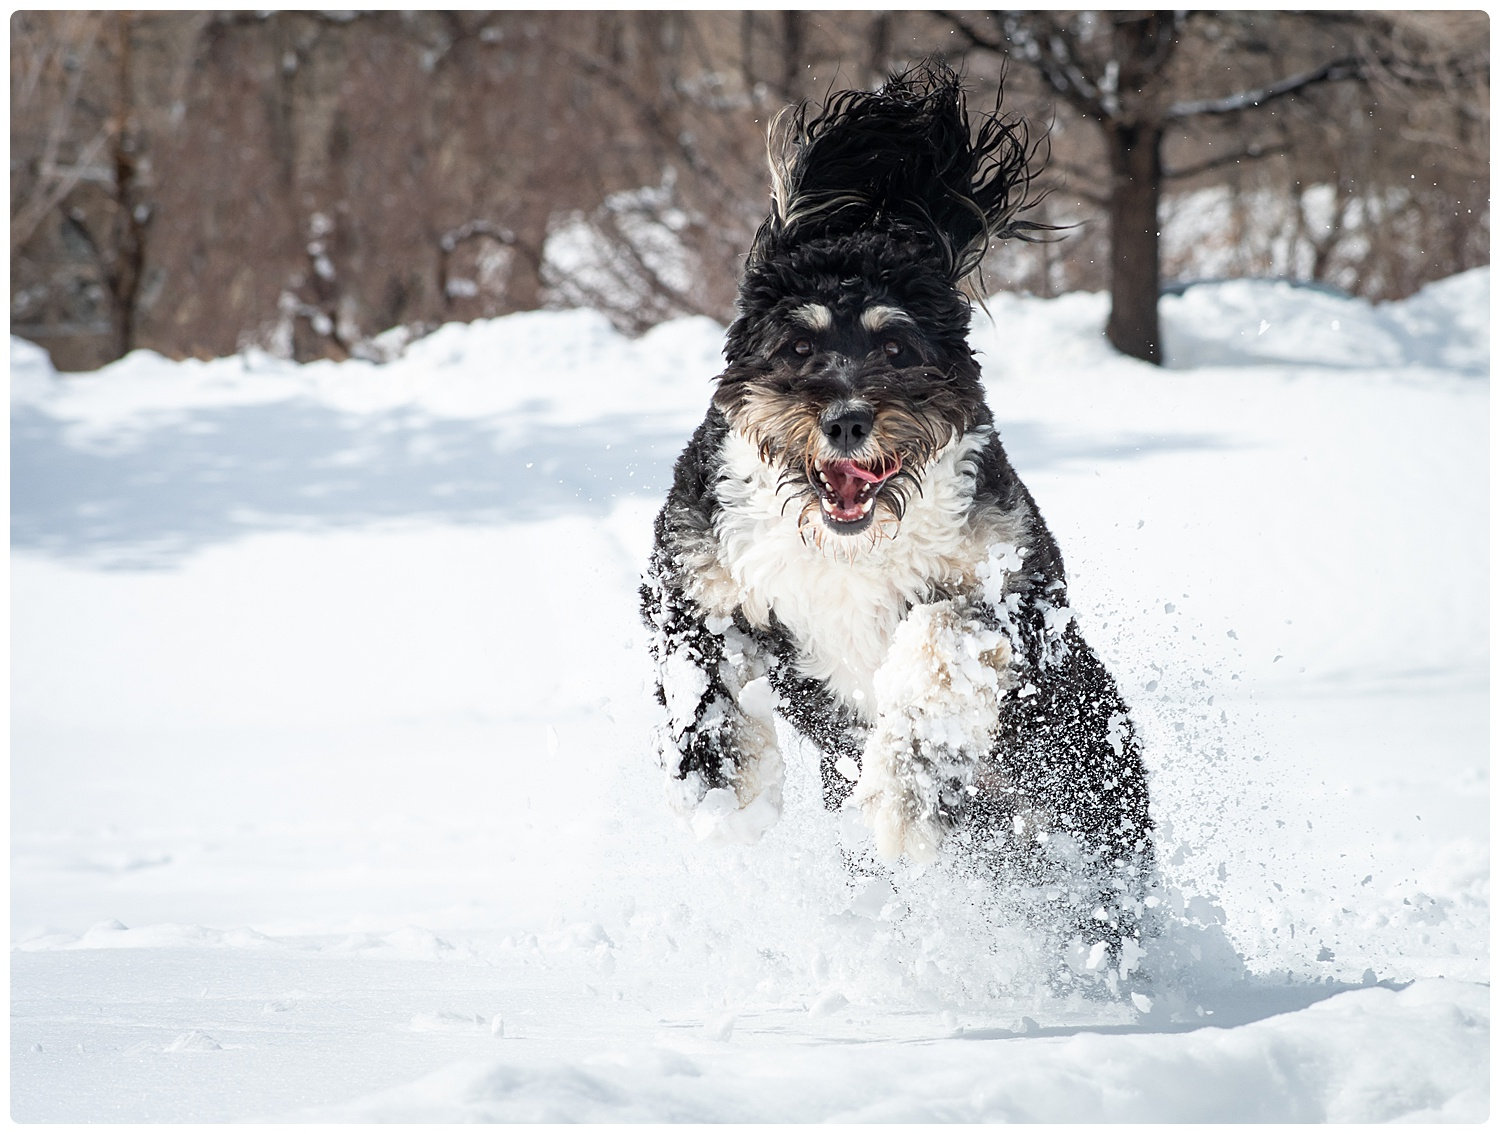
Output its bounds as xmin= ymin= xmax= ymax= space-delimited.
xmin=1165 ymin=140 xmax=1290 ymax=182
xmin=1166 ymin=57 xmax=1362 ymax=120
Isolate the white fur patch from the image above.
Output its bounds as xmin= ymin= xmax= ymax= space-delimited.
xmin=852 ymin=600 xmax=1013 ymax=861
xmin=860 ymin=304 xmax=914 ymax=332
xmin=789 ymin=303 xmax=833 ymax=331
xmin=709 ymin=426 xmax=1028 ymax=723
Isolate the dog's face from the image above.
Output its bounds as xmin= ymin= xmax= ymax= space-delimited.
xmin=714 ymin=236 xmax=990 ymax=540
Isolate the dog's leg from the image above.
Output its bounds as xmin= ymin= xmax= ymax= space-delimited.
xmin=852 ymin=600 xmax=1014 ymax=862
xmin=991 ymin=611 xmax=1159 ymax=974
xmin=641 ymin=555 xmax=784 ymax=845
xmin=762 ymin=646 xmax=867 ymax=810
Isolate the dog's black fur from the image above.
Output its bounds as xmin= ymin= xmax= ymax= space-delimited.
xmin=641 ymin=64 xmax=1155 ymax=964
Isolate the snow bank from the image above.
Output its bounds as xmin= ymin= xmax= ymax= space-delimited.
xmin=1160 ymin=267 xmax=1489 ymax=371
xmin=11 ymin=307 xmax=722 ymax=441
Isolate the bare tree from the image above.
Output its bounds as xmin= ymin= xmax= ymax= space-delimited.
xmin=12 ymin=11 xmax=204 ymax=366
xmin=90 ymin=12 xmax=150 ymax=359
xmin=937 ymin=10 xmax=1487 ymax=364
xmin=11 ymin=12 xmax=121 ymax=364
xmin=10 ymin=10 xmax=1487 ymax=371
xmin=524 ymin=11 xmax=921 ymax=334
xmin=10 ymin=13 xmax=110 ymax=254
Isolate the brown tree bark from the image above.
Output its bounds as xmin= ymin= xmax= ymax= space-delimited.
xmin=1103 ymin=120 xmax=1165 ymax=365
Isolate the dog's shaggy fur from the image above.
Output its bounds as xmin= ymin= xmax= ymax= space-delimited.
xmin=641 ymin=64 xmax=1155 ymax=956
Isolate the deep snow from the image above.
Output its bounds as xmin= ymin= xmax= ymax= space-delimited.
xmin=9 ymin=269 xmax=1490 ymax=1121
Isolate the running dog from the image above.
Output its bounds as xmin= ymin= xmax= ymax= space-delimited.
xmin=641 ymin=62 xmax=1155 ymax=959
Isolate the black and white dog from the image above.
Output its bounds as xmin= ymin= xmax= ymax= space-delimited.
xmin=641 ymin=64 xmax=1154 ymax=961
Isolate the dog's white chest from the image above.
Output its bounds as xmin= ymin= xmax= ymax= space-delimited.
xmin=708 ymin=429 xmax=1000 ymax=721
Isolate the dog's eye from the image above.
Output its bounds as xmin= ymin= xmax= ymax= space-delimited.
xmin=790 ymin=338 xmax=815 ymax=358
xmin=882 ymin=340 xmax=904 ymax=359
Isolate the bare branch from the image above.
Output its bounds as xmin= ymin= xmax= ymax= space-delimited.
xmin=11 ymin=127 xmax=112 ymax=253
xmin=1165 ymin=140 xmax=1290 ymax=182
xmin=1037 ymin=161 xmax=1109 ymax=207
xmin=1165 ymin=57 xmax=1361 ymax=120
xmin=933 ymin=10 xmax=1005 ymax=53
xmin=983 ymin=12 xmax=1109 ymax=122
xmin=10 ymin=13 xmax=112 ymax=252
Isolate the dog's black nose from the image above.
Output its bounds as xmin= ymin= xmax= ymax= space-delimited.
xmin=820 ymin=405 xmax=875 ymax=454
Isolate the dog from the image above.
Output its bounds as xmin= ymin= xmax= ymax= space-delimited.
xmin=640 ymin=63 xmax=1155 ymax=966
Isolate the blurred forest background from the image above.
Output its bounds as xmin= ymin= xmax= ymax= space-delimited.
xmin=10 ymin=10 xmax=1489 ymax=371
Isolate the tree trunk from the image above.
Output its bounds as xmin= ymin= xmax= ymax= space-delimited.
xmin=108 ymin=11 xmax=146 ymax=360
xmin=1104 ymin=120 xmax=1165 ymax=365
xmin=779 ymin=11 xmax=803 ymax=101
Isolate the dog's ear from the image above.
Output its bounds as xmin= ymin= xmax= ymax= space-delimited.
xmin=752 ymin=60 xmax=1056 ymax=287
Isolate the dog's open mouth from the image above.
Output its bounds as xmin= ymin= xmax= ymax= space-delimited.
xmin=812 ymin=455 xmax=902 ymax=532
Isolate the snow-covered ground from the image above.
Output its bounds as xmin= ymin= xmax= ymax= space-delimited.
xmin=10 ymin=270 xmax=1489 ymax=1121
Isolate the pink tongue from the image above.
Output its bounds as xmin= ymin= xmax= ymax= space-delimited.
xmin=822 ymin=458 xmax=897 ymax=513
xmin=831 ymin=460 xmax=889 ymax=485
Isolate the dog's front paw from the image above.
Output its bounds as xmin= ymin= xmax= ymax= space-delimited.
xmin=662 ymin=684 xmax=785 ymax=846
xmin=658 ymin=668 xmax=785 ymax=845
xmin=853 ymin=778 xmax=946 ymax=864
xmin=851 ymin=746 xmax=970 ymax=863
xmin=850 ymin=601 xmax=1007 ymax=862
xmin=664 ymin=758 xmax=784 ymax=846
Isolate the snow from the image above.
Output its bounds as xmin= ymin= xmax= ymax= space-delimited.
xmin=544 ymin=180 xmax=699 ymax=318
xmin=10 ymin=269 xmax=1489 ymax=1121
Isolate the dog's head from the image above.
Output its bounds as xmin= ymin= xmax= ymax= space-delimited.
xmin=713 ymin=63 xmax=1049 ymax=541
